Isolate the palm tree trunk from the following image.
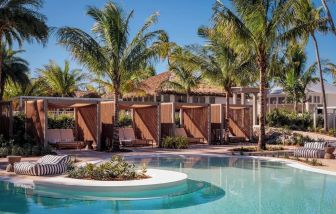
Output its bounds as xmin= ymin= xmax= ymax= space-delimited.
xmin=112 ymin=89 xmax=120 ymax=151
xmin=312 ymin=32 xmax=328 ymax=132
xmin=321 ymin=0 xmax=336 ymax=36
xmin=0 ymin=80 xmax=4 ymax=100
xmin=258 ymin=55 xmax=267 ymax=150
xmin=224 ymin=91 xmax=230 ymax=143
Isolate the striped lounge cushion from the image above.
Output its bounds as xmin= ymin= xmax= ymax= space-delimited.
xmin=294 ymin=148 xmax=324 ymax=158
xmin=14 ymin=155 xmax=71 ymax=176
xmin=304 ymin=142 xmax=327 ymax=150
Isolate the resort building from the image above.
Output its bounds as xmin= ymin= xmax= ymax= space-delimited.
xmin=267 ymin=81 xmax=336 ymax=113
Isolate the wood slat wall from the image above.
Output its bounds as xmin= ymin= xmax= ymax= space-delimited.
xmin=0 ymin=102 xmax=11 ymax=138
xmin=183 ymin=107 xmax=209 ymax=143
xmin=160 ymin=103 xmax=174 ymax=139
xmin=76 ymin=105 xmax=97 ymax=144
xmin=25 ymin=100 xmax=45 ymax=144
xmin=100 ymin=101 xmax=114 ymax=149
xmin=134 ymin=106 xmax=159 ymax=144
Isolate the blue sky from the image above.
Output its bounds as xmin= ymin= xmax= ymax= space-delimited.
xmin=20 ymin=0 xmax=336 ymax=83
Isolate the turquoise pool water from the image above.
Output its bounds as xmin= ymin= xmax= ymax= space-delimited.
xmin=1 ymin=155 xmax=336 ymax=214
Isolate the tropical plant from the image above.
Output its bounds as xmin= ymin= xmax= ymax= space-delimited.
xmin=4 ymin=78 xmax=43 ymax=100
xmin=0 ymin=46 xmax=29 ymax=100
xmin=57 ymin=2 xmax=166 ymax=151
xmin=325 ymin=62 xmax=336 ymax=84
xmin=286 ymin=0 xmax=329 ymax=131
xmin=36 ymin=60 xmax=86 ymax=97
xmin=321 ymin=0 xmax=336 ymax=36
xmin=67 ymin=155 xmax=148 ymax=181
xmin=274 ymin=44 xmax=318 ymax=113
xmin=0 ymin=0 xmax=49 ymax=100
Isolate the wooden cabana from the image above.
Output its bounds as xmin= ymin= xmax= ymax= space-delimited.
xmin=0 ymin=101 xmax=13 ymax=138
xmin=15 ymin=96 xmax=108 ymax=149
xmin=99 ymin=101 xmax=161 ymax=149
xmin=160 ymin=102 xmax=211 ymax=145
xmin=211 ymin=104 xmax=253 ymax=143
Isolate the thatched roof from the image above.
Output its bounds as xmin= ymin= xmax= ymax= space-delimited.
xmin=124 ymin=71 xmax=226 ymax=97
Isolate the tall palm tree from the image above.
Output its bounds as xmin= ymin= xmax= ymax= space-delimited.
xmin=0 ymin=0 xmax=49 ymax=100
xmin=36 ymin=60 xmax=86 ymax=97
xmin=285 ymin=0 xmax=329 ymax=131
xmin=211 ymin=0 xmax=293 ymax=149
xmin=0 ymin=46 xmax=29 ymax=100
xmin=321 ymin=0 xmax=336 ymax=36
xmin=57 ymin=2 xmax=166 ymax=151
xmin=186 ymin=21 xmax=256 ymax=142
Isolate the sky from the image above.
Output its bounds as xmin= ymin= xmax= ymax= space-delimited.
xmin=20 ymin=0 xmax=336 ymax=83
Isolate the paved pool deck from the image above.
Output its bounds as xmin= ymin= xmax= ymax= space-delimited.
xmin=1 ymin=144 xmax=336 ymax=179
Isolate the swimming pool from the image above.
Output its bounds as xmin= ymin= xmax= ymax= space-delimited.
xmin=1 ymin=155 xmax=336 ymax=214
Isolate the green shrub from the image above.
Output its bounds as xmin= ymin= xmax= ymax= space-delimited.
xmin=48 ymin=114 xmax=75 ymax=129
xmin=11 ymin=145 xmax=25 ymax=156
xmin=162 ymin=136 xmax=188 ymax=149
xmin=119 ymin=111 xmax=132 ymax=127
xmin=266 ymin=109 xmax=313 ymax=131
xmin=67 ymin=155 xmax=148 ymax=181
xmin=0 ymin=147 xmax=10 ymax=157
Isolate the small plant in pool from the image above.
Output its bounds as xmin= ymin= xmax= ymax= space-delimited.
xmin=67 ymin=155 xmax=149 ymax=181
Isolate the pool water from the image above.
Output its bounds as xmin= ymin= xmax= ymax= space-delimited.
xmin=1 ymin=155 xmax=336 ymax=214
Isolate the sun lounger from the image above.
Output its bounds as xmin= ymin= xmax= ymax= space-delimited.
xmin=14 ymin=155 xmax=71 ymax=176
xmin=119 ymin=127 xmax=153 ymax=147
xmin=175 ymin=128 xmax=204 ymax=143
xmin=47 ymin=129 xmax=84 ymax=150
xmin=294 ymin=142 xmax=328 ymax=158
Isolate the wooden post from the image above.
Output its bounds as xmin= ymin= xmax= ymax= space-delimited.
xmin=96 ymin=102 xmax=101 ymax=150
xmin=172 ymin=102 xmax=176 ymax=137
xmin=9 ymin=101 xmax=13 ymax=137
xmin=157 ymin=104 xmax=161 ymax=147
xmin=220 ymin=104 xmax=224 ymax=145
xmin=208 ymin=104 xmax=211 ymax=144
xmin=43 ymin=100 xmax=48 ymax=148
xmin=249 ymin=106 xmax=253 ymax=141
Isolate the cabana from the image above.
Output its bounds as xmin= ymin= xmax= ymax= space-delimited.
xmin=100 ymin=101 xmax=160 ymax=149
xmin=210 ymin=104 xmax=253 ymax=143
xmin=13 ymin=96 xmax=109 ymax=150
xmin=160 ymin=102 xmax=211 ymax=145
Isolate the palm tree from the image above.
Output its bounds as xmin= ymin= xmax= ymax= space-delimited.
xmin=161 ymin=48 xmax=201 ymax=103
xmin=36 ymin=60 xmax=86 ymax=97
xmin=285 ymin=0 xmax=329 ymax=131
xmin=0 ymin=0 xmax=49 ymax=100
xmin=57 ymin=2 xmax=166 ymax=151
xmin=190 ymin=24 xmax=256 ymax=142
xmin=325 ymin=63 xmax=336 ymax=85
xmin=275 ymin=44 xmax=318 ymax=113
xmin=321 ymin=0 xmax=336 ymax=36
xmin=4 ymin=78 xmax=42 ymax=100
xmin=211 ymin=0 xmax=293 ymax=150
xmin=0 ymin=46 xmax=29 ymax=100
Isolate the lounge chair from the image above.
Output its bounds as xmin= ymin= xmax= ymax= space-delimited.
xmin=14 ymin=155 xmax=71 ymax=176
xmin=119 ymin=127 xmax=153 ymax=147
xmin=47 ymin=129 xmax=84 ymax=150
xmin=294 ymin=142 xmax=328 ymax=158
xmin=175 ymin=128 xmax=204 ymax=143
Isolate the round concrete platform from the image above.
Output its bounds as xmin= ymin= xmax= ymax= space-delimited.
xmin=33 ymin=169 xmax=188 ymax=192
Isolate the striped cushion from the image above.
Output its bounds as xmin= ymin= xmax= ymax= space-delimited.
xmin=36 ymin=155 xmax=71 ymax=165
xmin=294 ymin=147 xmax=325 ymax=158
xmin=304 ymin=142 xmax=327 ymax=149
xmin=14 ymin=155 xmax=70 ymax=176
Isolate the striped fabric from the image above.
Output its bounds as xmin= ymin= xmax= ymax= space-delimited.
xmin=294 ymin=142 xmax=327 ymax=158
xmin=14 ymin=155 xmax=70 ymax=176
